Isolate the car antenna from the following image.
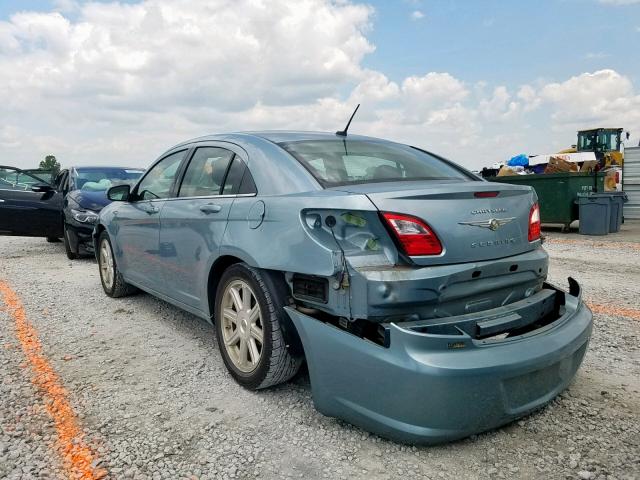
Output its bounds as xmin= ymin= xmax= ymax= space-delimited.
xmin=336 ymin=104 xmax=360 ymax=137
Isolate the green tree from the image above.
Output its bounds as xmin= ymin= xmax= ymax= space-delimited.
xmin=39 ymin=154 xmax=61 ymax=175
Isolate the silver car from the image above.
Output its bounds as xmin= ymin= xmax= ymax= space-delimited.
xmin=94 ymin=131 xmax=592 ymax=444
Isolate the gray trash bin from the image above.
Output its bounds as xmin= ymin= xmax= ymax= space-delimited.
xmin=577 ymin=193 xmax=611 ymax=236
xmin=607 ymin=192 xmax=627 ymax=233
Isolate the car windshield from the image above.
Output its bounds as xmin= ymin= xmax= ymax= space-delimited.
xmin=74 ymin=168 xmax=144 ymax=192
xmin=279 ymin=139 xmax=472 ymax=187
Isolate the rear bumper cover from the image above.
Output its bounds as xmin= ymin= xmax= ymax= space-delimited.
xmin=286 ymin=279 xmax=592 ymax=444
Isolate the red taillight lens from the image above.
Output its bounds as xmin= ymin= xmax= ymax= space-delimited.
xmin=528 ymin=203 xmax=541 ymax=241
xmin=381 ymin=212 xmax=442 ymax=256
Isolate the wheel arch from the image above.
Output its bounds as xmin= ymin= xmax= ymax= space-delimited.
xmin=207 ymin=255 xmax=305 ymax=359
xmin=93 ymin=223 xmax=106 ymax=256
xmin=207 ymin=255 xmax=244 ymax=320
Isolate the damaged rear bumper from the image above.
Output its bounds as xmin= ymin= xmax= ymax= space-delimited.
xmin=286 ymin=278 xmax=592 ymax=444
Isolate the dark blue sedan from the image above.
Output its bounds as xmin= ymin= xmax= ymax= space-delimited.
xmin=61 ymin=167 xmax=143 ymax=258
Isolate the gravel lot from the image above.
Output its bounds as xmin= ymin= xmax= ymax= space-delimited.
xmin=1 ymin=226 xmax=639 ymax=480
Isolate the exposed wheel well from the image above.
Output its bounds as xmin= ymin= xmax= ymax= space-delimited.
xmin=207 ymin=255 xmax=243 ymax=321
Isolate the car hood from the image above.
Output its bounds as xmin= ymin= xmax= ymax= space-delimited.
xmin=67 ymin=190 xmax=110 ymax=211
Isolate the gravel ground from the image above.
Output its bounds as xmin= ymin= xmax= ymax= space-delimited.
xmin=0 ymin=226 xmax=639 ymax=480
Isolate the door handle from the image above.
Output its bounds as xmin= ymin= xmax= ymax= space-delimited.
xmin=0 ymin=199 xmax=4 ymax=203
xmin=199 ymin=203 xmax=222 ymax=214
xmin=144 ymin=205 xmax=160 ymax=215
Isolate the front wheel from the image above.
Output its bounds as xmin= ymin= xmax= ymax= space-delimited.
xmin=215 ymin=263 xmax=301 ymax=390
xmin=97 ymin=231 xmax=137 ymax=298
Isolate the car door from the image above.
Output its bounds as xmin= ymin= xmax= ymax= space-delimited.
xmin=0 ymin=166 xmax=63 ymax=237
xmin=113 ymin=150 xmax=187 ymax=291
xmin=159 ymin=143 xmax=253 ymax=311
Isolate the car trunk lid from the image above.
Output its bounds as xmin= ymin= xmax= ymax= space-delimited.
xmin=333 ymin=180 xmax=539 ymax=265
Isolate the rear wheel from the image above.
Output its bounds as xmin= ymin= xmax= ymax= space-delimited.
xmin=98 ymin=231 xmax=136 ymax=298
xmin=215 ymin=263 xmax=301 ymax=390
xmin=46 ymin=236 xmax=60 ymax=243
xmin=63 ymin=223 xmax=78 ymax=260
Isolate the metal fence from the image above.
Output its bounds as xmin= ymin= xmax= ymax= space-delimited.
xmin=624 ymin=146 xmax=640 ymax=220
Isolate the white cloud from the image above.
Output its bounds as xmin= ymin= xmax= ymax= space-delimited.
xmin=0 ymin=1 xmax=639 ymax=172
xmin=584 ymin=52 xmax=610 ymax=59
xmin=599 ymin=0 xmax=640 ymax=4
xmin=516 ymin=85 xmax=541 ymax=112
xmin=410 ymin=10 xmax=425 ymax=20
xmin=539 ymin=69 xmax=640 ymax=128
xmin=479 ymin=86 xmax=519 ymax=120
xmin=52 ymin=0 xmax=80 ymax=13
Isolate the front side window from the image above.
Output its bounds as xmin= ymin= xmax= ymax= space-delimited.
xmin=279 ymin=140 xmax=472 ymax=187
xmin=179 ymin=147 xmax=234 ymax=197
xmin=136 ymin=150 xmax=185 ymax=200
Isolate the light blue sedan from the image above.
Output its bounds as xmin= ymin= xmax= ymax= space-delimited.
xmin=94 ymin=131 xmax=592 ymax=444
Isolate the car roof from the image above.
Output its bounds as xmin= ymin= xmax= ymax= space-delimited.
xmin=173 ymin=131 xmax=397 ymax=149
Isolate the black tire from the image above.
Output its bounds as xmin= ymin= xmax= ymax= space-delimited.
xmin=214 ymin=263 xmax=302 ymax=390
xmin=63 ymin=223 xmax=79 ymax=260
xmin=97 ymin=231 xmax=137 ymax=298
xmin=46 ymin=236 xmax=60 ymax=243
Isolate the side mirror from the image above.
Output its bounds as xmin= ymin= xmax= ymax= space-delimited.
xmin=107 ymin=184 xmax=131 ymax=201
xmin=31 ymin=183 xmax=54 ymax=193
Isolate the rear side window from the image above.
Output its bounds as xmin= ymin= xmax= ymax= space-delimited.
xmin=137 ymin=150 xmax=185 ymax=200
xmin=279 ymin=140 xmax=472 ymax=187
xmin=179 ymin=147 xmax=235 ymax=197
xmin=222 ymin=158 xmax=257 ymax=195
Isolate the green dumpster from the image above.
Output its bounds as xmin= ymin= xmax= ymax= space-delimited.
xmin=489 ymin=172 xmax=605 ymax=230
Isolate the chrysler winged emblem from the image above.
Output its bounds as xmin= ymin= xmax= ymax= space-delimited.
xmin=458 ymin=217 xmax=516 ymax=231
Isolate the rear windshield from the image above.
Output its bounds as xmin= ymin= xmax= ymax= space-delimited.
xmin=279 ymin=139 xmax=473 ymax=187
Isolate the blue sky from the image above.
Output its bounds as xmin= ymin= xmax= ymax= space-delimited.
xmin=1 ymin=0 xmax=639 ymax=169
xmin=364 ymin=0 xmax=639 ymax=87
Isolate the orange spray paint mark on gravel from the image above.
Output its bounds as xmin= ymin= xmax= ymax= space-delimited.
xmin=588 ymin=303 xmax=640 ymax=321
xmin=0 ymin=281 xmax=106 ymax=480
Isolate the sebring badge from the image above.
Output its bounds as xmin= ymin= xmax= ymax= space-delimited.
xmin=458 ymin=217 xmax=516 ymax=231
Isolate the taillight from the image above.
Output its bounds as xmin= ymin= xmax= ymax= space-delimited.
xmin=381 ymin=212 xmax=442 ymax=256
xmin=528 ymin=203 xmax=541 ymax=242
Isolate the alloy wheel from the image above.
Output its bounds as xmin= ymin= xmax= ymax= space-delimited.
xmin=220 ymin=280 xmax=264 ymax=373
xmin=99 ymin=239 xmax=115 ymax=290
